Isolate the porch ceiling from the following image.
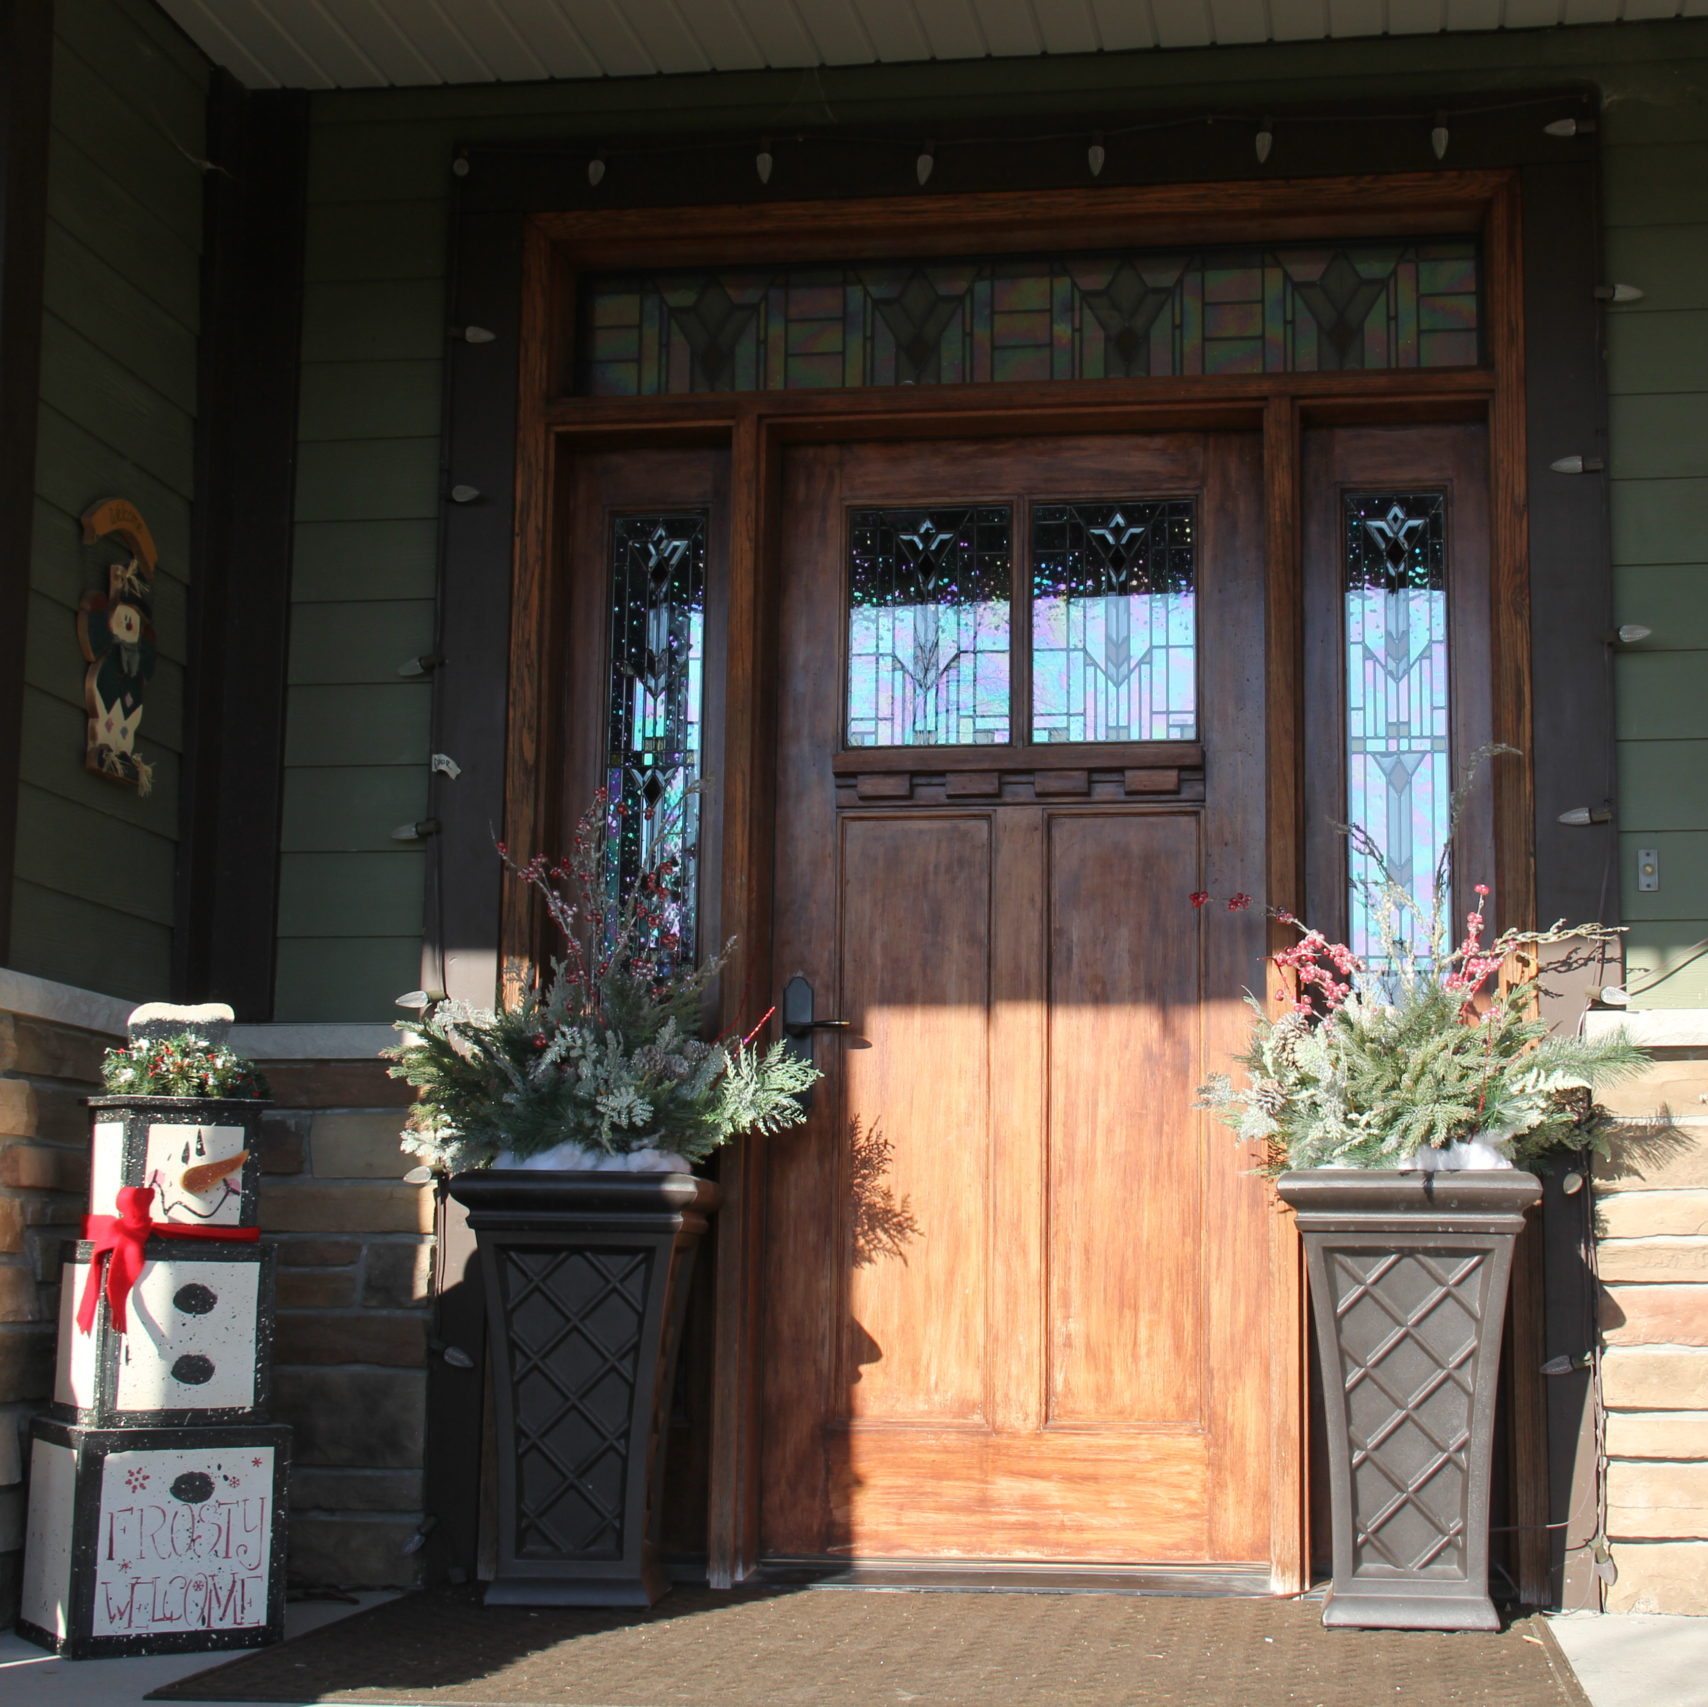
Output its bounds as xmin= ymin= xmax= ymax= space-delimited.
xmin=155 ymin=0 xmax=1696 ymax=90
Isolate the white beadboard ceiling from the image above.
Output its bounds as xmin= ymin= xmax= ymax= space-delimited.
xmin=155 ymin=0 xmax=1702 ymax=90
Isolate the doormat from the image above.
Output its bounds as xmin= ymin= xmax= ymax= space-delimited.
xmin=149 ymin=1584 xmax=1591 ymax=1707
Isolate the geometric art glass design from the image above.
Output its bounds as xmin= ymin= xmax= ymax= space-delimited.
xmin=1326 ymin=1245 xmax=1490 ymax=1579
xmin=582 ymin=239 xmax=1480 ymax=396
xmin=1032 ymin=499 xmax=1196 ymax=742
xmin=606 ymin=511 xmax=706 ymax=957
xmin=847 ymin=506 xmax=1012 ymax=746
xmin=1344 ymin=490 xmax=1449 ymax=972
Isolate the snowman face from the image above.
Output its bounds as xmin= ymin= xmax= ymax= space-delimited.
xmin=143 ymin=1124 xmax=248 ymax=1225
xmin=110 ymin=601 xmax=143 ymax=644
xmin=118 ymin=1257 xmax=261 ymax=1412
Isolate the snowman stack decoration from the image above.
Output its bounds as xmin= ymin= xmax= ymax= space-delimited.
xmin=18 ymin=1004 xmax=290 ymax=1659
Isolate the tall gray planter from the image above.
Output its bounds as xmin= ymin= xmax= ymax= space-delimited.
xmin=447 ymin=1171 xmax=718 ymax=1609
xmin=1278 ymin=1170 xmax=1541 ymax=1632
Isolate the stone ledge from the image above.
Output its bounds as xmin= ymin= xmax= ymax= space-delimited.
xmin=1608 ymin=1460 xmax=1708 ymax=1539
xmin=1607 ymin=1410 xmax=1708 ymax=1458
xmin=274 ymin=1311 xmax=428 ymax=1368
xmin=0 ymin=1014 xmax=107 ymax=1084
xmin=260 ymin=1180 xmax=432 ymax=1235
xmin=0 ymin=969 xmax=130 ymax=1037
xmin=309 ymin=1109 xmax=411 ymax=1180
xmin=286 ymin=1514 xmax=422 ymax=1592
xmin=290 ymin=1469 xmax=423 ymax=1513
xmin=0 ymin=1198 xmax=22 ymax=1257
xmin=362 ymin=1242 xmax=432 ymax=1308
xmin=233 ymin=1024 xmax=396 ymax=1061
xmin=273 ymin=1238 xmax=361 ymax=1267
xmin=1597 ymin=1125 xmax=1708 ymax=1190
xmin=266 ymin=1061 xmax=412 ymax=1109
xmin=1586 ymin=1010 xmax=1708 ymax=1049
xmin=1604 ymin=1347 xmax=1708 ymax=1410
xmin=273 ymin=1367 xmax=426 ymax=1469
xmin=1600 ymin=1238 xmax=1708 ymax=1283
xmin=277 ymin=1267 xmax=359 ymax=1309
xmin=1606 ymin=1541 xmax=1708 ymax=1614
xmin=1603 ymin=1282 xmax=1708 ymax=1345
xmin=0 ymin=1141 xmax=88 ymax=1194
xmin=1597 ymin=1192 xmax=1708 ymax=1239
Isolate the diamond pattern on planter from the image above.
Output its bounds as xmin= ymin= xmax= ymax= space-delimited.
xmin=499 ymin=1248 xmax=652 ymax=1561
xmin=1325 ymin=1248 xmax=1493 ymax=1578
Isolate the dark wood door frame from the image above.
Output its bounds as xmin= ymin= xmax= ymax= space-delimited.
xmin=435 ymin=123 xmax=1608 ymax=1609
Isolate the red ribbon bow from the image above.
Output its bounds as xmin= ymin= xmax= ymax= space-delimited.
xmin=77 ymin=1185 xmax=259 ymax=1335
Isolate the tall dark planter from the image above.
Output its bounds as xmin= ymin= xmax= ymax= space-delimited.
xmin=1277 ymin=1170 xmax=1541 ymax=1632
xmin=446 ymin=1171 xmax=718 ymax=1608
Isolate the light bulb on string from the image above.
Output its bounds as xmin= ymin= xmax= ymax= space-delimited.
xmin=756 ymin=137 xmax=773 ymax=185
xmin=1430 ymin=114 xmax=1449 ymax=160
xmin=587 ymin=147 xmax=606 ymax=188
xmin=1087 ymin=134 xmax=1106 ymax=178
xmin=1255 ymin=118 xmax=1273 ymax=165
xmin=916 ymin=140 xmax=935 ymax=186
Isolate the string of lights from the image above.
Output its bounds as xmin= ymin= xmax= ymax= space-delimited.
xmin=449 ymin=92 xmax=1591 ymax=188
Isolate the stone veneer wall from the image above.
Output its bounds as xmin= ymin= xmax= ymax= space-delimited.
xmin=0 ymin=981 xmax=109 ymax=1627
xmin=1594 ymin=1012 xmax=1708 ymax=1614
xmin=253 ymin=1039 xmax=433 ymax=1590
xmin=0 ymin=972 xmax=432 ymax=1625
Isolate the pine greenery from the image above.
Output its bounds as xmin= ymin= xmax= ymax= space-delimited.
xmin=101 ymin=1032 xmax=270 ymax=1101
xmin=388 ymin=790 xmax=819 ymax=1174
xmin=1198 ymin=750 xmax=1648 ymax=1172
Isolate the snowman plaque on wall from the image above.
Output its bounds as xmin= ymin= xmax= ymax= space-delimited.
xmin=75 ymin=497 xmax=160 ymax=797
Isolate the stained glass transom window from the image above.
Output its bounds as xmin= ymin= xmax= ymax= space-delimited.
xmin=582 ymin=240 xmax=1480 ymax=396
xmin=847 ymin=507 xmax=1012 ymax=747
xmin=606 ymin=511 xmax=706 ymax=955
xmin=1032 ymin=500 xmax=1196 ymax=743
xmin=1344 ymin=491 xmax=1449 ymax=972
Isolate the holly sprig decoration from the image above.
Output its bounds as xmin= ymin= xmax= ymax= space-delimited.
xmin=101 ymin=1032 xmax=270 ymax=1100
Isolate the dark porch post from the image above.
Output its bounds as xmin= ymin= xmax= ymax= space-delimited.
xmin=0 ymin=0 xmax=54 ymax=965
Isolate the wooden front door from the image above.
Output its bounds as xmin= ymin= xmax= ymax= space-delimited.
xmin=760 ymin=431 xmax=1287 ymax=1574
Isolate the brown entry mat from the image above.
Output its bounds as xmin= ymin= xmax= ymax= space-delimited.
xmin=150 ymin=1584 xmax=1592 ymax=1707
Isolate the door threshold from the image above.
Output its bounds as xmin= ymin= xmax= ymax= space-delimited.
xmin=753 ymin=1559 xmax=1275 ymax=1597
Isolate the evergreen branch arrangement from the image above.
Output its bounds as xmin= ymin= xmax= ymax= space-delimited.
xmin=100 ymin=1033 xmax=270 ymax=1101
xmin=1197 ymin=751 xmax=1648 ymax=1172
xmin=388 ymin=789 xmax=820 ymax=1174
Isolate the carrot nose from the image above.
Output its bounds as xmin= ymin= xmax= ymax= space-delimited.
xmin=179 ymin=1150 xmax=248 ymax=1194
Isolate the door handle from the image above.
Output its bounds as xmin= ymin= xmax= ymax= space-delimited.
xmin=781 ymin=973 xmax=849 ymax=1037
xmin=780 ymin=974 xmax=847 ymax=1112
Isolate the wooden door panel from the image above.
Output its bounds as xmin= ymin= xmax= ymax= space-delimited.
xmin=839 ymin=812 xmax=991 ymax=1425
xmin=839 ymin=1431 xmax=1211 ymax=1562
xmin=763 ymin=431 xmax=1278 ymax=1572
xmin=1045 ymin=809 xmax=1204 ymax=1430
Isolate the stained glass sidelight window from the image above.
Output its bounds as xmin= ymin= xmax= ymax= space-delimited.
xmin=581 ymin=239 xmax=1480 ymax=395
xmin=847 ymin=507 xmax=1012 ymax=747
xmin=606 ymin=511 xmax=706 ymax=955
xmin=1344 ymin=491 xmax=1450 ymax=972
xmin=1032 ymin=500 xmax=1197 ymax=743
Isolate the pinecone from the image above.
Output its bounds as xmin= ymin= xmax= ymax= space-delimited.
xmin=1255 ymin=1077 xmax=1288 ymax=1114
xmin=1271 ymin=1010 xmax=1307 ymax=1065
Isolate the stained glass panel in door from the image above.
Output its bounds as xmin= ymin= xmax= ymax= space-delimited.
xmin=606 ymin=511 xmax=706 ymax=956
xmin=1344 ymin=491 xmax=1449 ymax=971
xmin=846 ymin=507 xmax=1012 ymax=747
xmin=1031 ymin=500 xmax=1197 ymax=743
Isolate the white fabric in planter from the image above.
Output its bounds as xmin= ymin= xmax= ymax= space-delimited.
xmin=491 ymin=1141 xmax=691 ymax=1173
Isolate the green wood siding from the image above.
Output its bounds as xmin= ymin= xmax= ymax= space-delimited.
xmin=1605 ymin=45 xmax=1708 ymax=1005
xmin=275 ymin=17 xmax=1708 ymax=1018
xmin=11 ymin=0 xmax=208 ymax=1000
